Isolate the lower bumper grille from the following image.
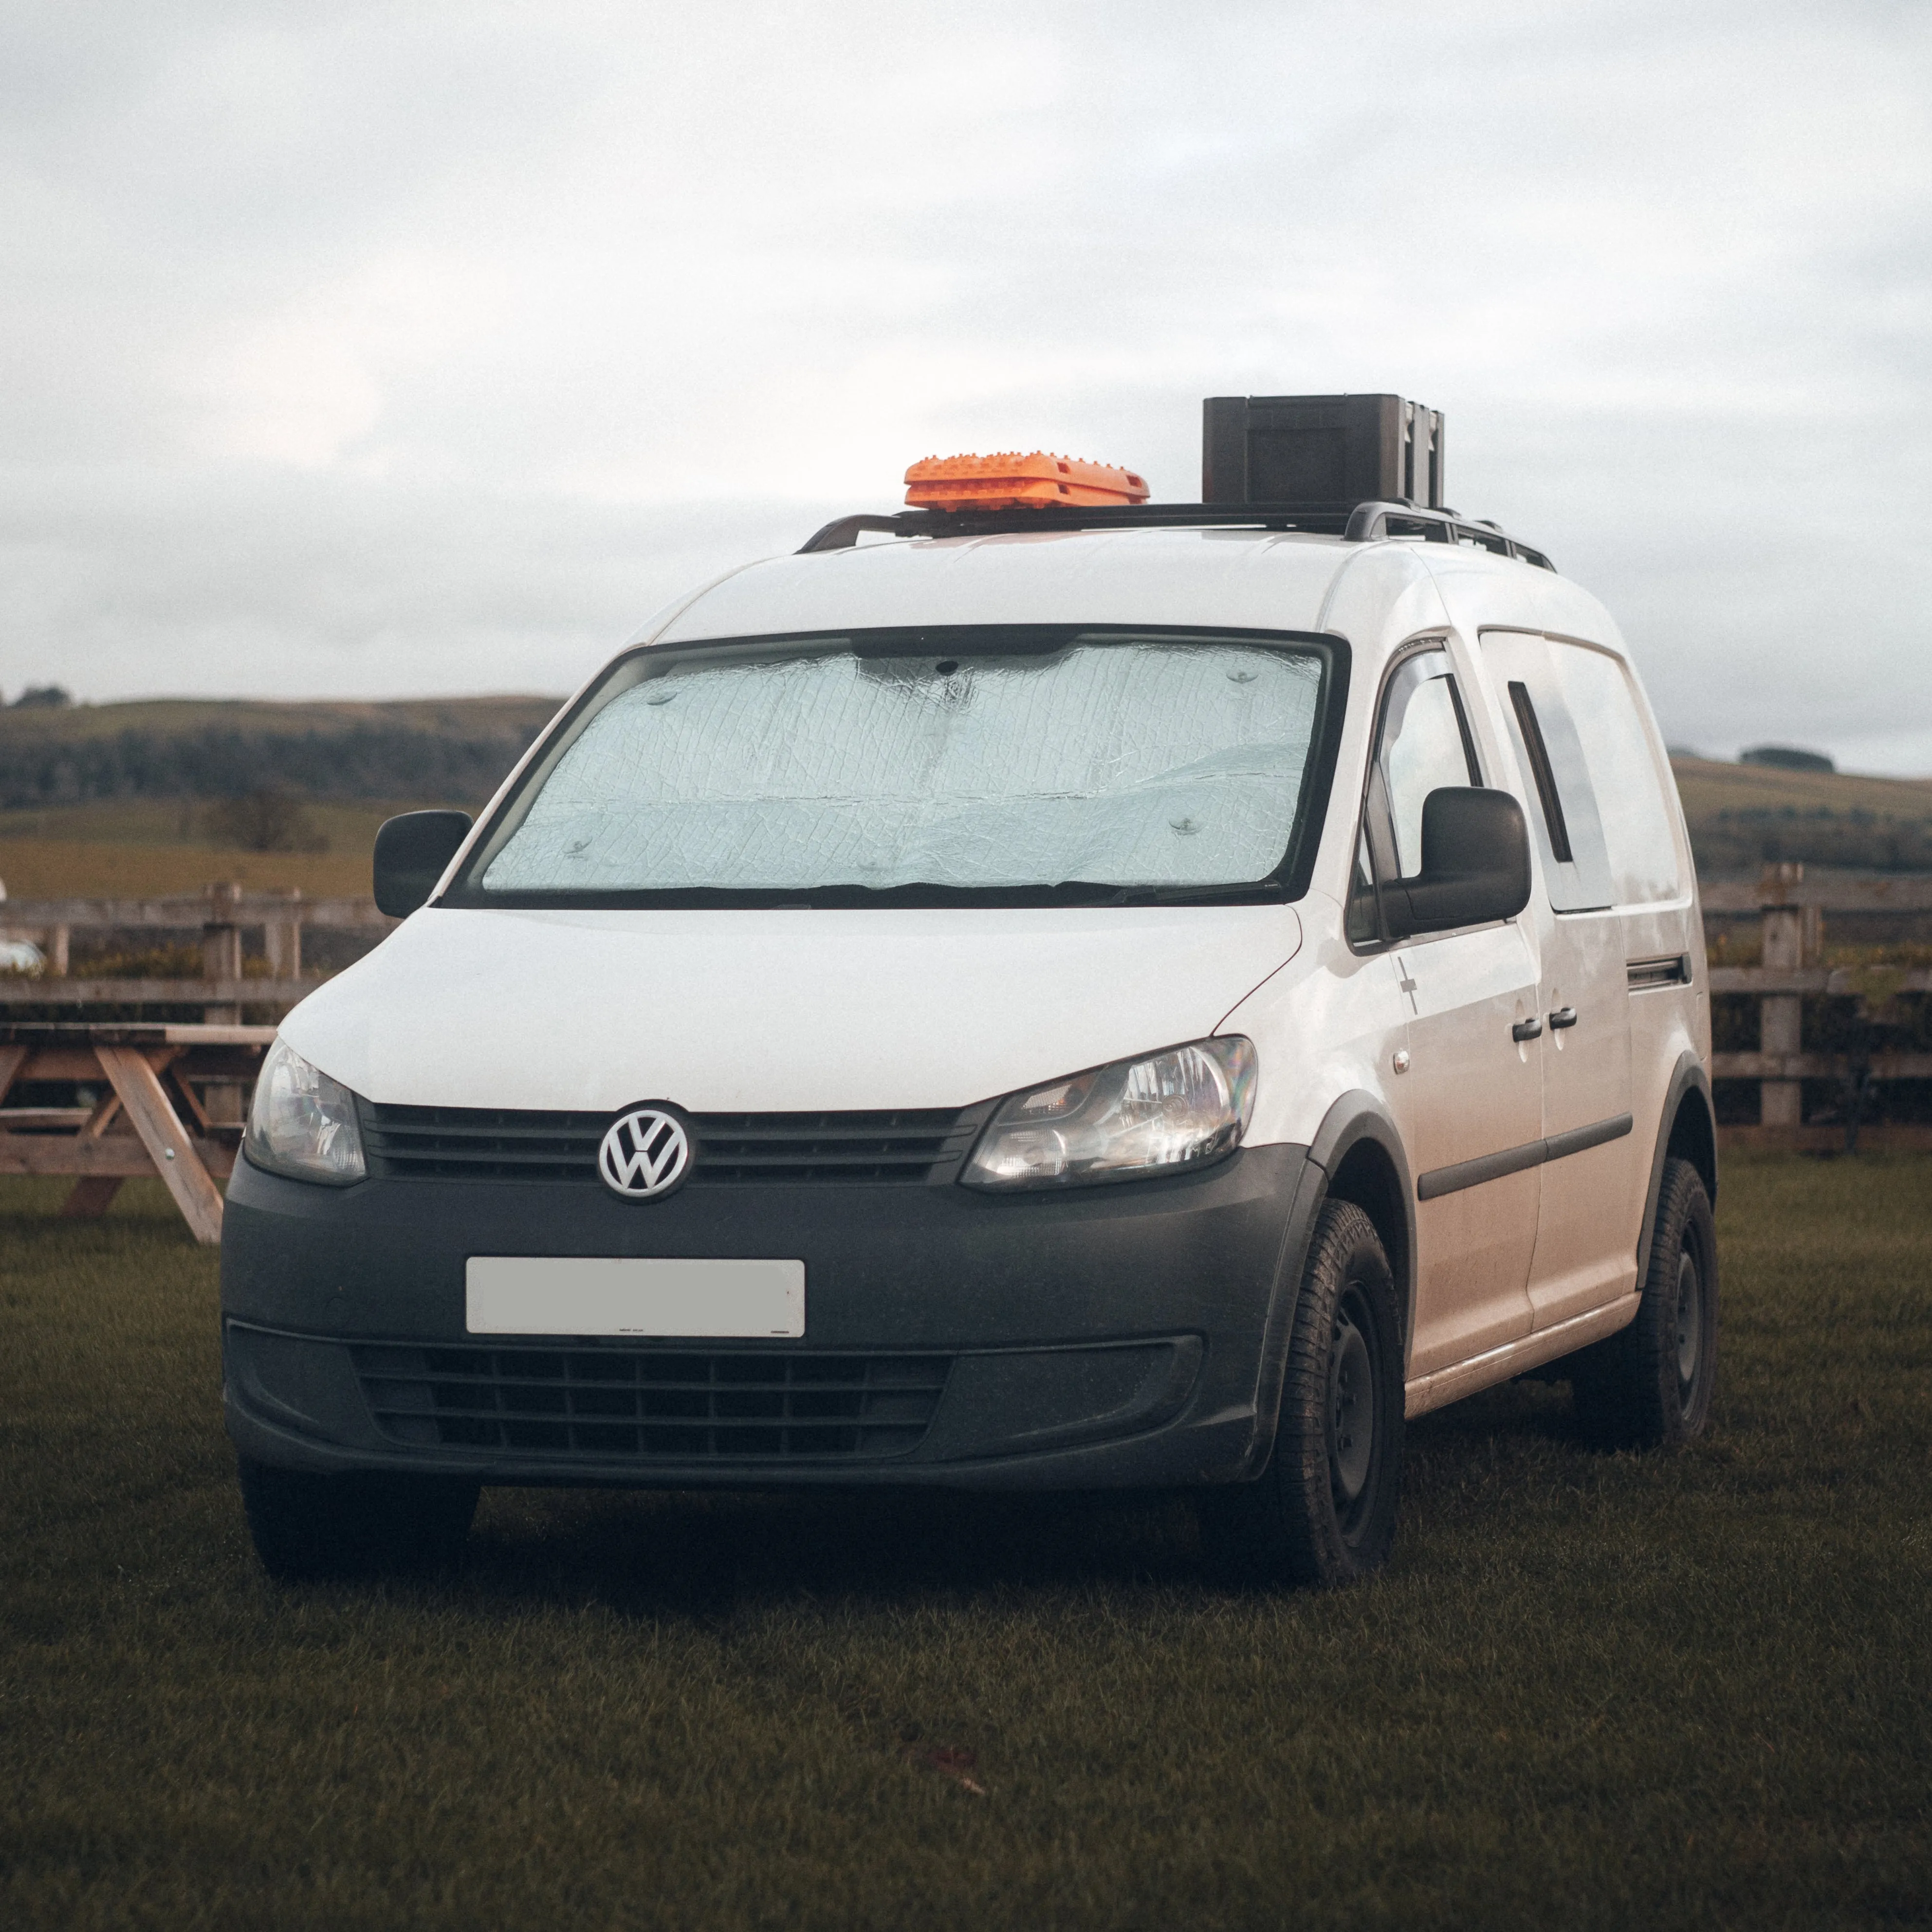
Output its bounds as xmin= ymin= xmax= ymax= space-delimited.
xmin=353 ymin=1341 xmax=950 ymax=1461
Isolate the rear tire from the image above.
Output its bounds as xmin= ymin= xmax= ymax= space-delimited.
xmin=238 ymin=1456 xmax=479 ymax=1582
xmin=1571 ymin=1156 xmax=1718 ymax=1450
xmin=1201 ymin=1199 xmax=1405 ymax=1587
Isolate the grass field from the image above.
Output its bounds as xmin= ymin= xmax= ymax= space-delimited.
xmin=0 ymin=803 xmax=457 ymax=900
xmin=3 ymin=1158 xmax=1929 ymax=1930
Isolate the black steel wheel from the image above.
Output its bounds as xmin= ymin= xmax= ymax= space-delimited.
xmin=238 ymin=1456 xmax=479 ymax=1582
xmin=1201 ymin=1198 xmax=1405 ymax=1587
xmin=1571 ymin=1156 xmax=1719 ymax=1450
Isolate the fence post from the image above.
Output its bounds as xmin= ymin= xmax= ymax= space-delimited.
xmin=49 ymin=923 xmax=70 ymax=975
xmin=263 ymin=888 xmax=302 ymax=980
xmin=1758 ymin=862 xmax=1808 ymax=1129
xmin=202 ymin=881 xmax=243 ymax=1028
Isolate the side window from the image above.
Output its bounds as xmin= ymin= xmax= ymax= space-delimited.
xmin=1381 ymin=660 xmax=1477 ymax=876
xmin=1481 ymin=631 xmax=1615 ymax=913
xmin=1548 ymin=644 xmax=1683 ymax=903
xmin=1348 ymin=647 xmax=1479 ymax=943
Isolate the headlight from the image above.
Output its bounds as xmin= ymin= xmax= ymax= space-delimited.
xmin=244 ymin=1038 xmax=367 ymax=1186
xmin=962 ymin=1036 xmax=1257 ymax=1191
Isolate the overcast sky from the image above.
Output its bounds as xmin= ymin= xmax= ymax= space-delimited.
xmin=3 ymin=0 xmax=1928 ymax=770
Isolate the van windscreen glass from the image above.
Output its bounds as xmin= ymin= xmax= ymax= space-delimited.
xmin=454 ymin=626 xmax=1340 ymax=907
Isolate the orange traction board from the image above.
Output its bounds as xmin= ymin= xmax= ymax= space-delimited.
xmin=905 ymin=452 xmax=1150 ymax=512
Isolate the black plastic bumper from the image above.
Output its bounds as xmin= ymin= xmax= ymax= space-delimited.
xmin=220 ymin=1143 xmax=1320 ymax=1490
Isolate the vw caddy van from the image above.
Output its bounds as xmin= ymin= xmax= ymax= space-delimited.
xmin=223 ymin=395 xmax=1718 ymax=1586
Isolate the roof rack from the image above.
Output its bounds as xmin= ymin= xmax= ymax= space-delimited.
xmin=797 ymin=499 xmax=1554 ymax=570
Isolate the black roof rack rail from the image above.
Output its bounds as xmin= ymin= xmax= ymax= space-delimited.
xmin=798 ymin=500 xmax=1554 ymax=570
xmin=1343 ymin=501 xmax=1555 ymax=570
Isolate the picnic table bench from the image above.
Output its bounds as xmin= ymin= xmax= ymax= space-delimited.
xmin=0 ymin=1023 xmax=275 ymax=1245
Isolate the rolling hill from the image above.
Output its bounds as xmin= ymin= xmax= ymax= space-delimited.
xmin=1668 ymin=756 xmax=1932 ymax=874
xmin=0 ymin=696 xmax=562 ymax=813
xmin=2 ymin=698 xmax=1929 ymax=897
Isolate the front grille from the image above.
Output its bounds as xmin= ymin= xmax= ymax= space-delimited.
xmin=693 ymin=1109 xmax=988 ymax=1182
xmin=358 ymin=1101 xmax=992 ymax=1184
xmin=354 ymin=1341 xmax=950 ymax=1461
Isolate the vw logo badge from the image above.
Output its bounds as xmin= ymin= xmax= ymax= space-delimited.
xmin=598 ymin=1104 xmax=692 ymax=1199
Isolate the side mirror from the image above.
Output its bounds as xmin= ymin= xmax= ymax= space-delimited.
xmin=373 ymin=811 xmax=474 ymax=918
xmin=1386 ymin=788 xmax=1531 ymax=938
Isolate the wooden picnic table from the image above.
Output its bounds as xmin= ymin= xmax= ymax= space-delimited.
xmin=0 ymin=1023 xmax=275 ymax=1245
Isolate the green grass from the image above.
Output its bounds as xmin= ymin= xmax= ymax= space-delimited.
xmin=3 ymin=1160 xmax=1930 ymax=1930
xmin=0 ymin=801 xmax=472 ymax=899
xmin=0 ymin=797 xmax=465 ymax=849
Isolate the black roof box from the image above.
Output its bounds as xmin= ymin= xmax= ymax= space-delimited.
xmin=1202 ymin=393 xmax=1444 ymax=510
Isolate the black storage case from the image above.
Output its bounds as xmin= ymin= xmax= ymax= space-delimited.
xmin=1202 ymin=393 xmax=1445 ymax=510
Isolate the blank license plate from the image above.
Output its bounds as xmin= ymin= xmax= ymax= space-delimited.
xmin=465 ymin=1256 xmax=805 ymax=1339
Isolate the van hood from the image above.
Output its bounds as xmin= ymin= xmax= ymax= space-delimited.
xmin=282 ymin=904 xmax=1302 ymax=1115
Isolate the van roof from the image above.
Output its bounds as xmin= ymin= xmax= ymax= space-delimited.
xmin=648 ymin=524 xmax=1590 ymax=653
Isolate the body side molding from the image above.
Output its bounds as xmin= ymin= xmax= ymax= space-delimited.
xmin=1416 ymin=1112 xmax=1633 ymax=1201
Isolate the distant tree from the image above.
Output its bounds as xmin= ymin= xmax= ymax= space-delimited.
xmin=1741 ymin=745 xmax=1835 ymax=774
xmin=8 ymin=685 xmax=71 ymax=709
xmin=204 ymin=789 xmax=330 ymax=853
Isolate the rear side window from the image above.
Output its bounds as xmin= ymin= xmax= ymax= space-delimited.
xmin=1480 ymin=631 xmax=1615 ymax=912
xmin=1547 ymin=644 xmax=1683 ymax=903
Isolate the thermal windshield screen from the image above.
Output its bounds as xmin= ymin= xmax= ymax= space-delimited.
xmin=480 ymin=637 xmax=1324 ymax=893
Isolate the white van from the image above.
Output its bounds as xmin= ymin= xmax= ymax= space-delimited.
xmin=223 ymin=398 xmax=1718 ymax=1586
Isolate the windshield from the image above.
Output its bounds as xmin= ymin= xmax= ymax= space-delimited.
xmin=453 ymin=626 xmax=1341 ymax=907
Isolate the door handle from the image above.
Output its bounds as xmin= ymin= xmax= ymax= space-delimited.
xmin=1549 ymin=1006 xmax=1579 ymax=1030
xmin=1512 ymin=1017 xmax=1544 ymax=1042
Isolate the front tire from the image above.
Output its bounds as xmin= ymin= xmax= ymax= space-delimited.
xmin=238 ymin=1456 xmax=480 ymax=1581
xmin=1571 ymin=1156 xmax=1719 ymax=1449
xmin=1201 ymin=1200 xmax=1406 ymax=1587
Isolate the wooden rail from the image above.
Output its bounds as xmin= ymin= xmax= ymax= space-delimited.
xmin=0 ymin=883 xmax=392 ymax=984
xmin=0 ymin=891 xmax=387 ymax=928
xmin=0 ymin=979 xmax=323 ymax=1008
xmin=0 ymin=883 xmax=389 ymax=1019
xmin=1700 ymin=873 xmax=1932 ymax=914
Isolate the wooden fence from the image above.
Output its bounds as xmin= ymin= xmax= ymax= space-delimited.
xmin=1706 ymin=865 xmax=1931 ymax=1149
xmin=4 ymin=868 xmax=1928 ymax=1147
xmin=0 ymin=883 xmax=389 ymax=1020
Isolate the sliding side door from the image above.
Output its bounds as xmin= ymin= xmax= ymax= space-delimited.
xmin=1480 ymin=630 xmax=1638 ymax=1329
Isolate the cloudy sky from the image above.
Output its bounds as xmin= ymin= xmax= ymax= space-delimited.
xmin=3 ymin=0 xmax=1929 ymax=770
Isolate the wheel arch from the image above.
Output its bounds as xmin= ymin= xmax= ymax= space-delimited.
xmin=1637 ymin=1053 xmax=1718 ymax=1284
xmin=1307 ymin=1091 xmax=1417 ymax=1369
xmin=1232 ymin=1094 xmax=1417 ymax=1481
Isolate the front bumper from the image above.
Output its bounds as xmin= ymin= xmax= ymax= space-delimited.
xmin=220 ymin=1143 xmax=1318 ymax=1490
